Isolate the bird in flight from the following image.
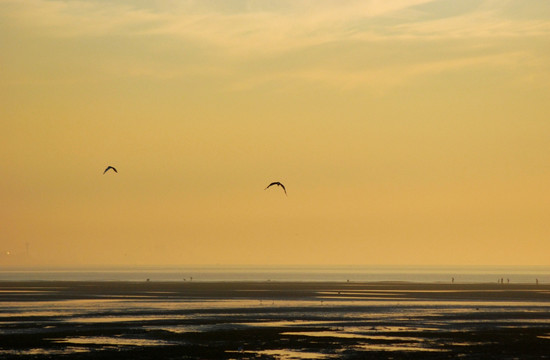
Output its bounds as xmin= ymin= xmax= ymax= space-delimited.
xmin=265 ymin=181 xmax=287 ymax=195
xmin=103 ymin=166 xmax=118 ymax=174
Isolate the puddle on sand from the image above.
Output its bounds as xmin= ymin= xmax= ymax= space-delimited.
xmin=0 ymin=347 xmax=89 ymax=356
xmin=283 ymin=331 xmax=426 ymax=342
xmin=281 ymin=330 xmax=448 ymax=353
xmin=0 ymin=310 xmax=72 ymax=318
xmin=282 ymin=331 xmax=370 ymax=340
xmin=146 ymin=320 xmax=337 ymax=334
xmin=446 ymin=342 xmax=491 ymax=347
xmin=354 ymin=343 xmax=447 ymax=352
xmin=64 ymin=314 xmax=187 ymax=323
xmin=145 ymin=323 xmax=254 ymax=334
xmin=346 ymin=325 xmax=441 ymax=332
xmin=241 ymin=349 xmax=337 ymax=359
xmin=242 ymin=320 xmax=332 ymax=327
xmin=0 ymin=290 xmax=55 ymax=294
xmin=54 ymin=336 xmax=176 ymax=347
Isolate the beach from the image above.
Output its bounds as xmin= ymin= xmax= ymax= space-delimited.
xmin=1 ymin=281 xmax=550 ymax=359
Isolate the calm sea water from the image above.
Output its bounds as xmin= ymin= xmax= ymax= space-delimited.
xmin=0 ymin=265 xmax=548 ymax=283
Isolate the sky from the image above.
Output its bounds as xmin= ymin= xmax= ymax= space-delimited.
xmin=1 ymin=0 xmax=550 ymax=267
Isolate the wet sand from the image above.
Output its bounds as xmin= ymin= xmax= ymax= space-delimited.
xmin=1 ymin=281 xmax=550 ymax=359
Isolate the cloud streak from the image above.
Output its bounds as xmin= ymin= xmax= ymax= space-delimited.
xmin=6 ymin=0 xmax=548 ymax=48
xmin=2 ymin=0 xmax=548 ymax=89
xmin=228 ymin=51 xmax=532 ymax=93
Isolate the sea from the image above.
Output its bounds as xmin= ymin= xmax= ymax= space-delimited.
xmin=0 ymin=265 xmax=548 ymax=283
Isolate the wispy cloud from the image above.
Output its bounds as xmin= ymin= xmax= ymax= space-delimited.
xmin=1 ymin=0 xmax=163 ymax=37
xmin=4 ymin=0 xmax=549 ymax=44
xmin=392 ymin=11 xmax=550 ymax=40
xmin=1 ymin=0 xmax=437 ymax=52
xmin=2 ymin=0 xmax=548 ymax=89
xmin=228 ymin=51 xmax=532 ymax=93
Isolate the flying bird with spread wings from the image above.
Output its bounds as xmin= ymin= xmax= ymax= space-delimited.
xmin=265 ymin=181 xmax=287 ymax=195
xmin=103 ymin=166 xmax=118 ymax=174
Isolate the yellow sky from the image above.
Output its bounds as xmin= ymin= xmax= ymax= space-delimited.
xmin=1 ymin=0 xmax=550 ymax=267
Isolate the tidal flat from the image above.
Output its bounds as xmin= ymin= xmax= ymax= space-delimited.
xmin=1 ymin=281 xmax=550 ymax=359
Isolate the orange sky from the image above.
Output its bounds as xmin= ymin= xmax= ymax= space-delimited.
xmin=1 ymin=0 xmax=550 ymax=267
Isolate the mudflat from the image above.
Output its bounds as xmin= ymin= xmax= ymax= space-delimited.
xmin=1 ymin=281 xmax=550 ymax=359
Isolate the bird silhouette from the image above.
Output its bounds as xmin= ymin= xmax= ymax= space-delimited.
xmin=265 ymin=181 xmax=287 ymax=195
xmin=103 ymin=166 xmax=118 ymax=174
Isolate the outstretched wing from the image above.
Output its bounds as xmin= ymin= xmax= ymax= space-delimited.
xmin=103 ymin=166 xmax=117 ymax=174
xmin=265 ymin=181 xmax=287 ymax=195
xmin=264 ymin=182 xmax=278 ymax=190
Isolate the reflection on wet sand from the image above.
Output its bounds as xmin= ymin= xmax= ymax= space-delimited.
xmin=64 ymin=315 xmax=188 ymax=323
xmin=55 ymin=336 xmax=176 ymax=347
xmin=0 ymin=347 xmax=89 ymax=356
xmin=1 ymin=281 xmax=550 ymax=359
xmin=251 ymin=349 xmax=338 ymax=359
xmin=282 ymin=330 xmax=427 ymax=341
xmin=354 ymin=343 xmax=446 ymax=352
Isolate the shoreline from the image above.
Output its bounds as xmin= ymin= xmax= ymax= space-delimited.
xmin=1 ymin=281 xmax=550 ymax=302
xmin=2 ymin=265 xmax=548 ymax=284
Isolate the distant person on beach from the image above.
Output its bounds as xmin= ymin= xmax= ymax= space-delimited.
xmin=452 ymin=277 xmax=454 ymax=284
xmin=536 ymin=278 xmax=539 ymax=285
